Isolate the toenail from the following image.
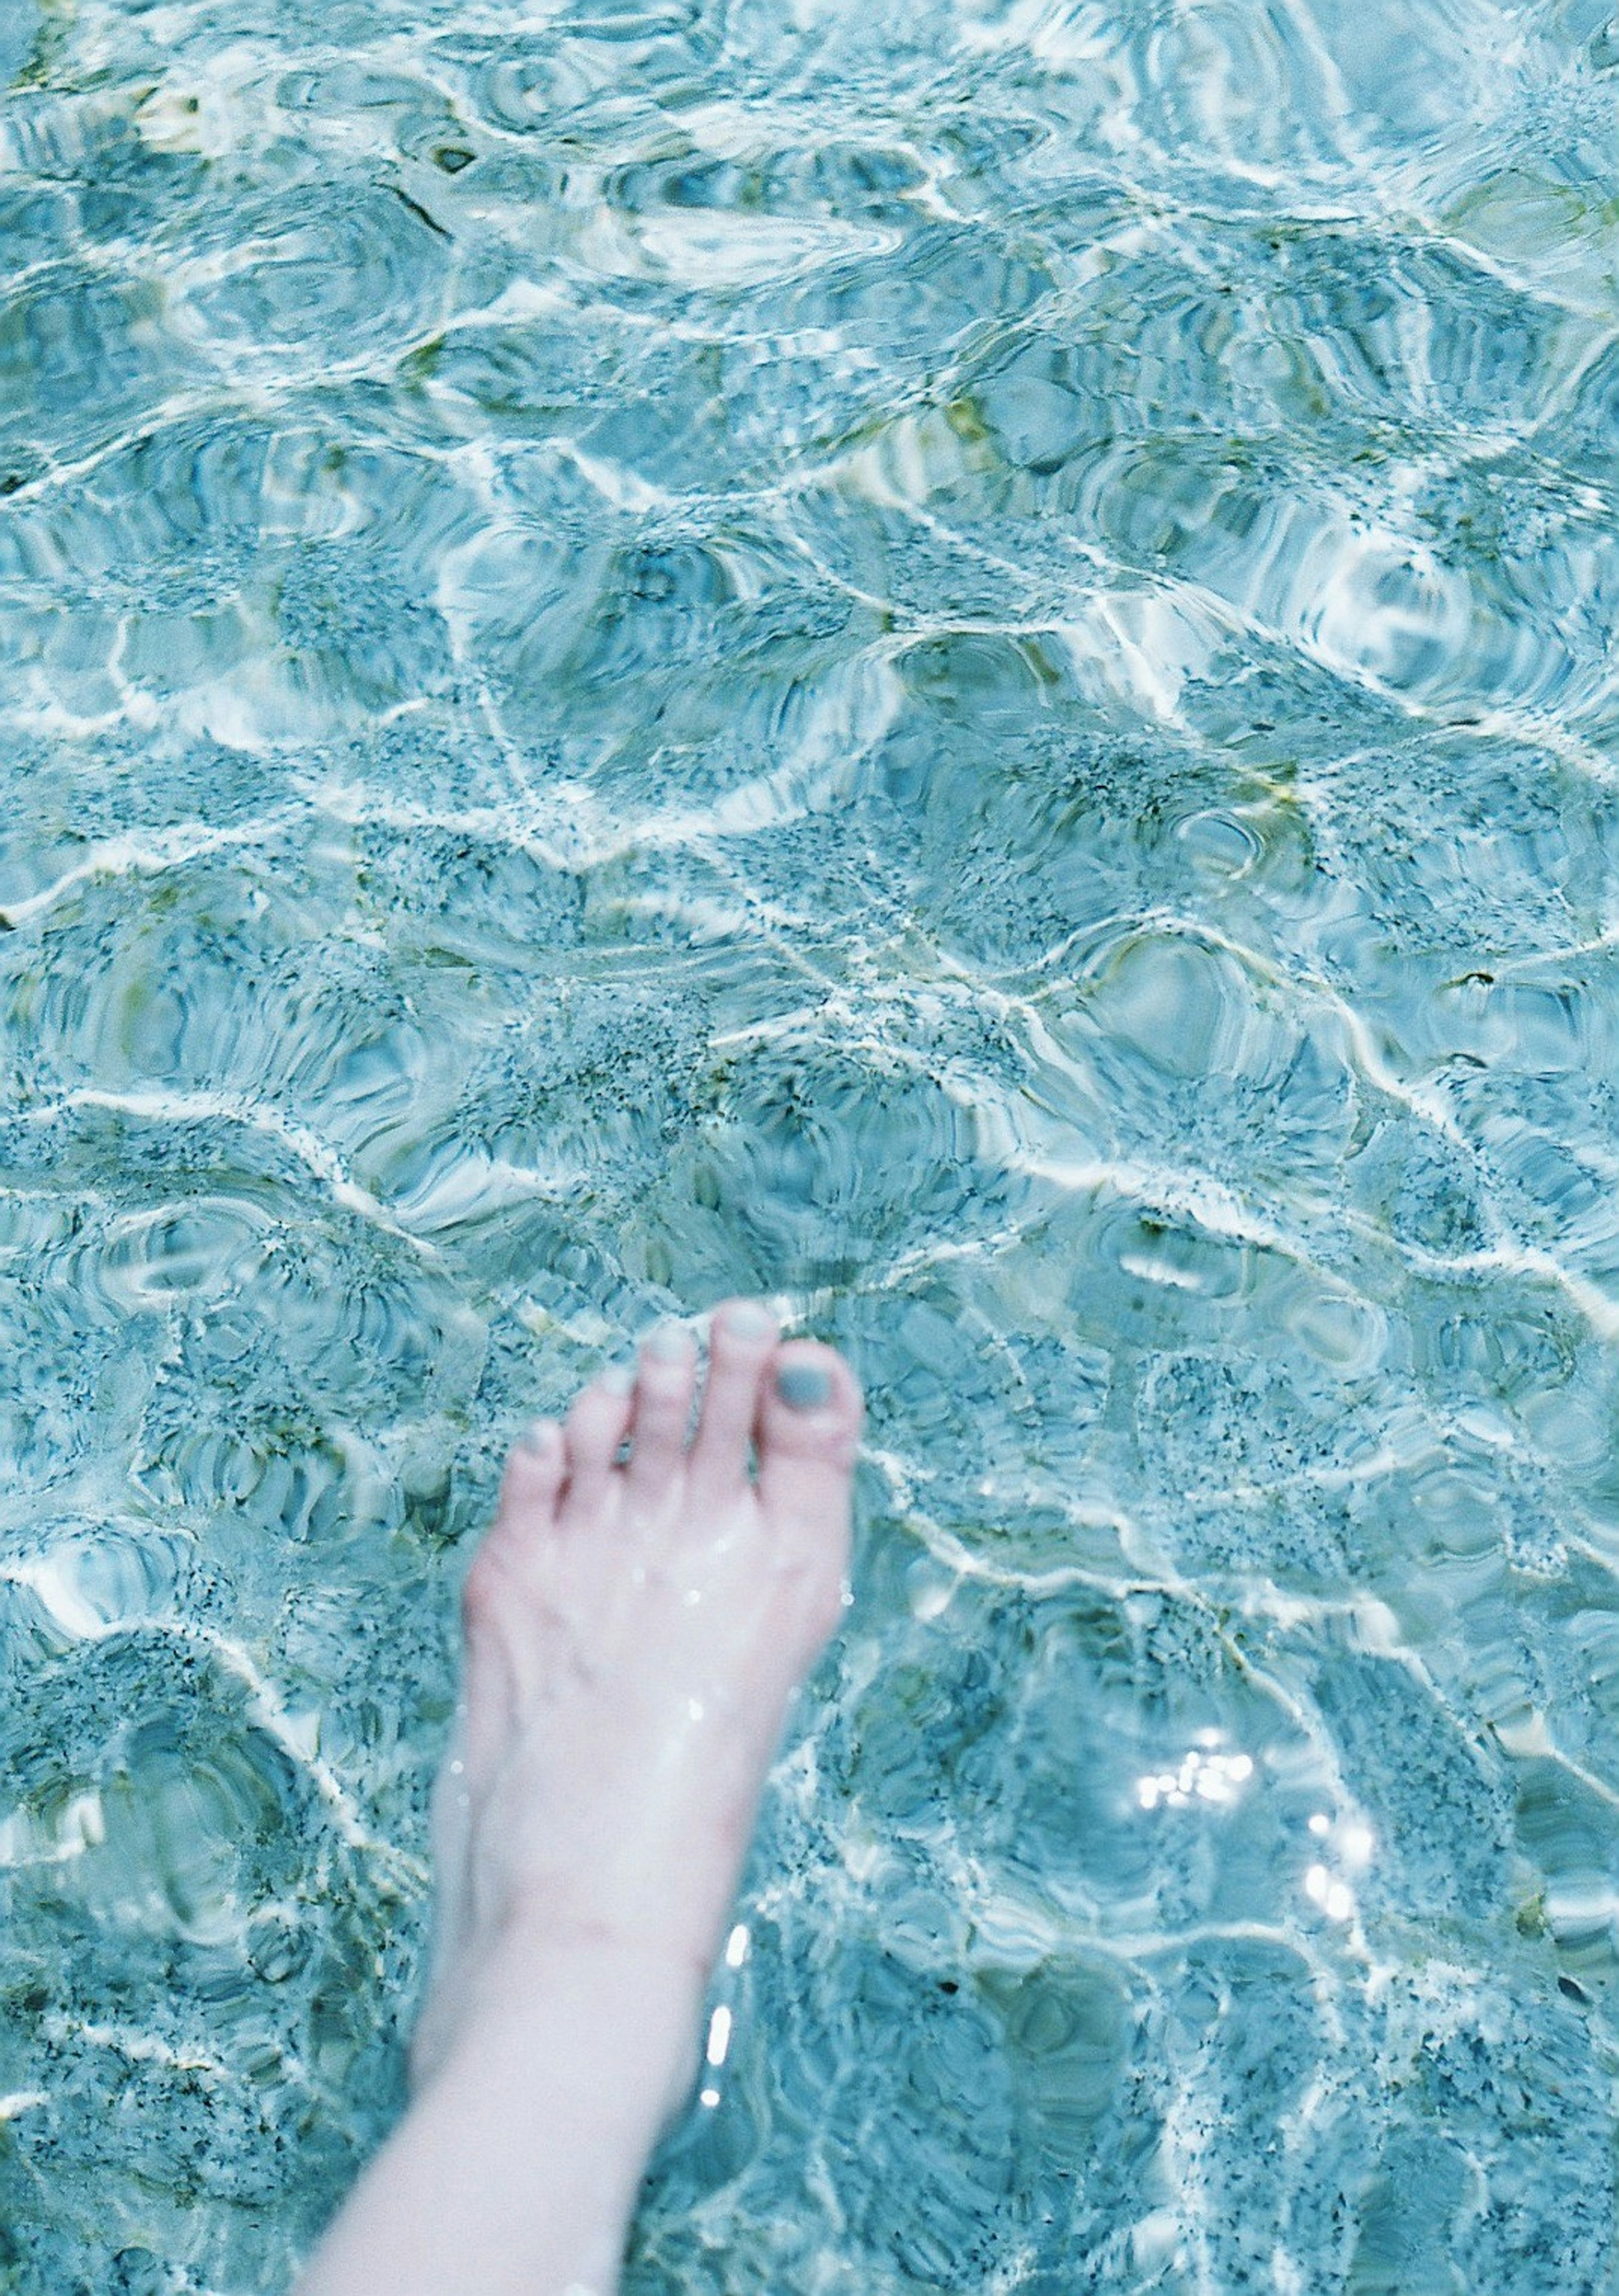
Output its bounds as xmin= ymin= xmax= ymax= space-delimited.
xmin=644 ymin=1323 xmax=690 ymax=1360
xmin=777 ymin=1362 xmax=832 ymax=1411
xmin=518 ymin=1419 xmax=557 ymax=1454
xmin=724 ymin=1302 xmax=775 ymax=1338
xmin=601 ymin=1362 xmax=637 ymax=1395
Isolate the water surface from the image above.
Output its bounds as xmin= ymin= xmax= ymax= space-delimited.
xmin=2 ymin=1 xmax=1619 ymax=2289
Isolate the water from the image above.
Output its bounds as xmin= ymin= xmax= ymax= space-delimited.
xmin=1 ymin=0 xmax=1617 ymax=2287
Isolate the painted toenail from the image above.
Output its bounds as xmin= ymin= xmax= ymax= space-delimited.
xmin=724 ymin=1302 xmax=775 ymax=1338
xmin=644 ymin=1324 xmax=689 ymax=1360
xmin=601 ymin=1362 xmax=637 ymax=1395
xmin=777 ymin=1363 xmax=832 ymax=1410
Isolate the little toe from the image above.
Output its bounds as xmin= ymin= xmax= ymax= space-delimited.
xmin=688 ymin=1299 xmax=778 ymax=1498
xmin=625 ymin=1323 xmax=698 ymax=1502
xmin=496 ymin=1418 xmax=567 ymax=1526
xmin=457 ymin=1423 xmax=569 ymax=1723
xmin=558 ymin=1364 xmax=636 ymax=1527
xmin=463 ymin=1421 xmax=567 ymax=1628
xmin=755 ymin=1339 xmax=863 ymax=1536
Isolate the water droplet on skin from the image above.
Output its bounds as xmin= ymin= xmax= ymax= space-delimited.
xmin=449 ymin=1760 xmax=464 ymax=1777
xmin=705 ymin=2004 xmax=732 ymax=2065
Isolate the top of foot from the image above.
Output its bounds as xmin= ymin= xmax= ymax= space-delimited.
xmin=410 ymin=1300 xmax=862 ymax=2094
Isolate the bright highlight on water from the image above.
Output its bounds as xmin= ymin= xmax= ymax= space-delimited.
xmin=2 ymin=0 xmax=1618 ymax=2288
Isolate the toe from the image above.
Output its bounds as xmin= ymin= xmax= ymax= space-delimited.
xmin=688 ymin=1299 xmax=778 ymax=1498
xmin=625 ymin=1323 xmax=698 ymax=1502
xmin=559 ymin=1364 xmax=635 ymax=1527
xmin=497 ymin=1418 xmax=567 ymax=1525
xmin=461 ymin=1420 xmax=567 ymax=1637
xmin=754 ymin=1339 xmax=863 ymax=1535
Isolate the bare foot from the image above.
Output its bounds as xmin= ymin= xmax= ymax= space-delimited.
xmin=409 ymin=1300 xmax=863 ymax=2101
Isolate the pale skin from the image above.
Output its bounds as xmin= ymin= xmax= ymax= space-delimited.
xmin=295 ymin=1300 xmax=864 ymax=2296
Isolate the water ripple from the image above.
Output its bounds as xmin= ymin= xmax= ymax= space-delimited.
xmin=3 ymin=0 xmax=1619 ymax=2288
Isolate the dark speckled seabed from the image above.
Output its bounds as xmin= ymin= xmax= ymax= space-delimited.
xmin=2 ymin=1 xmax=1619 ymax=2289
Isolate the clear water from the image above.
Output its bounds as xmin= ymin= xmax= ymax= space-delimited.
xmin=2 ymin=0 xmax=1618 ymax=2288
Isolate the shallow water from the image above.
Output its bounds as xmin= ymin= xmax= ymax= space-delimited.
xmin=2 ymin=0 xmax=1618 ymax=2288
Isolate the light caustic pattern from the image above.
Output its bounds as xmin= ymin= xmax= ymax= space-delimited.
xmin=1 ymin=0 xmax=1618 ymax=2288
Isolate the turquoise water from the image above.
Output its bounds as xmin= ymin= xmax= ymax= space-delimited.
xmin=2 ymin=0 xmax=1619 ymax=2288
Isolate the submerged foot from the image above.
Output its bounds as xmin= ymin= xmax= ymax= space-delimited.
xmin=410 ymin=1300 xmax=862 ymax=2099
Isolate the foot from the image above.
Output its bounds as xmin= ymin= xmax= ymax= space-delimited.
xmin=409 ymin=1301 xmax=863 ymax=2100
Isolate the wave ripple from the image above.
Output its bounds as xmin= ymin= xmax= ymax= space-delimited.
xmin=2 ymin=0 xmax=1618 ymax=2291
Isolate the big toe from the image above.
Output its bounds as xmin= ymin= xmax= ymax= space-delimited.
xmin=755 ymin=1339 xmax=863 ymax=1534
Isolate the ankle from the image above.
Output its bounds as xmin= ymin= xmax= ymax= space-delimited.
xmin=413 ymin=1919 xmax=712 ymax=2110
